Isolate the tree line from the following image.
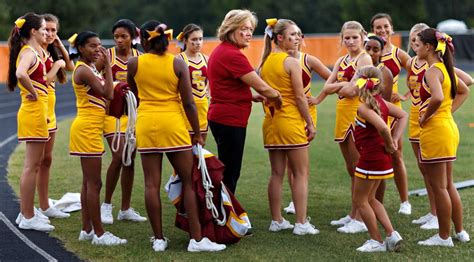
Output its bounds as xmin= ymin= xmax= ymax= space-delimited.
xmin=0 ymin=0 xmax=472 ymax=40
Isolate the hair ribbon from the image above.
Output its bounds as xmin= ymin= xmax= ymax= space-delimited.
xmin=356 ymin=76 xmax=380 ymax=90
xmin=265 ymin=18 xmax=277 ymax=39
xmin=435 ymin=32 xmax=454 ymax=55
xmin=68 ymin=33 xmax=78 ymax=55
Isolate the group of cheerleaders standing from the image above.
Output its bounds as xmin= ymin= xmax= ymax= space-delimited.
xmin=7 ymin=9 xmax=472 ymax=252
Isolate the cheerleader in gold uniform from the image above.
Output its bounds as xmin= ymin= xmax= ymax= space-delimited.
xmin=100 ymin=19 xmax=146 ymax=225
xmin=69 ymin=31 xmax=126 ymax=245
xmin=36 ymin=13 xmax=74 ymax=219
xmin=127 ymin=20 xmax=225 ymax=252
xmin=176 ymin=24 xmax=210 ymax=141
xmin=416 ymin=28 xmax=470 ymax=246
xmin=284 ymin=28 xmax=331 ymax=214
xmin=314 ymin=21 xmax=372 ymax=233
xmin=8 ymin=13 xmax=55 ymax=232
xmin=260 ymin=19 xmax=317 ymax=235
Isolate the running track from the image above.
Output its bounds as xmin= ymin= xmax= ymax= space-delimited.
xmin=0 ymin=83 xmax=80 ymax=261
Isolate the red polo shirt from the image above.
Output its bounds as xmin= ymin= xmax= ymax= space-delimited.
xmin=207 ymin=42 xmax=255 ymax=127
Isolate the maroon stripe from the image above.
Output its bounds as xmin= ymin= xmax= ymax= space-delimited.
xmin=264 ymin=143 xmax=309 ymax=150
xmin=420 ymin=156 xmax=456 ymax=163
xmin=89 ymin=100 xmax=106 ymax=110
xmin=409 ymin=138 xmax=420 ymax=143
xmin=34 ymin=86 xmax=48 ymax=95
xmin=103 ymin=132 xmax=125 ymax=138
xmin=18 ymin=137 xmax=49 ymax=142
xmin=70 ymin=152 xmax=104 ymax=157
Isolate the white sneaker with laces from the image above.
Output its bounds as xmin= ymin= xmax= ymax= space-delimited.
xmin=268 ymin=218 xmax=294 ymax=232
xmin=117 ymin=208 xmax=147 ymax=222
xmin=40 ymin=207 xmax=70 ymax=218
xmin=101 ymin=203 xmax=114 ymax=224
xmin=385 ymin=231 xmax=403 ymax=252
xmin=78 ymin=230 xmax=95 ymax=241
xmin=34 ymin=207 xmax=49 ymax=220
xmin=330 ymin=215 xmax=351 ymax=226
xmin=337 ymin=219 xmax=368 ymax=233
xmin=398 ymin=201 xmax=412 ymax=215
xmin=293 ymin=219 xmax=319 ymax=235
xmin=420 ymin=216 xmax=439 ymax=230
xmin=356 ymin=239 xmax=387 ymax=252
xmin=187 ymin=237 xmax=226 ymax=252
xmin=92 ymin=232 xmax=127 ymax=246
xmin=16 ymin=212 xmax=50 ymax=225
xmin=283 ymin=201 xmax=296 ymax=214
xmin=418 ymin=234 xmax=454 ymax=247
xmin=454 ymin=230 xmax=470 ymax=243
xmin=151 ymin=237 xmax=169 ymax=252
xmin=412 ymin=212 xmax=434 ymax=224
xmin=19 ymin=215 xmax=55 ymax=232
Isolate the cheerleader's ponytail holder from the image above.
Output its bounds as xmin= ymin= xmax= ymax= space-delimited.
xmin=68 ymin=33 xmax=79 ymax=56
xmin=176 ymin=31 xmax=185 ymax=50
xmin=265 ymin=18 xmax=278 ymax=39
xmin=435 ymin=31 xmax=454 ymax=55
xmin=356 ymin=76 xmax=380 ymax=90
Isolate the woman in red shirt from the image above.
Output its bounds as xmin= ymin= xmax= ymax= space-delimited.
xmin=207 ymin=9 xmax=281 ymax=193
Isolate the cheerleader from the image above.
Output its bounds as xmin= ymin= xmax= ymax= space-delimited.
xmin=8 ymin=13 xmax=54 ymax=232
xmin=176 ymin=24 xmax=210 ymax=142
xmin=313 ymin=21 xmax=372 ymax=234
xmin=100 ymin=19 xmax=146 ymax=225
xmin=371 ymin=13 xmax=411 ymax=214
xmin=284 ymin=27 xmax=331 ymax=215
xmin=127 ymin=20 xmax=225 ymax=252
xmin=260 ymin=18 xmax=318 ymax=235
xmin=416 ymin=28 xmax=470 ymax=247
xmin=69 ymin=31 xmax=126 ymax=245
xmin=352 ymin=66 xmax=407 ymax=252
xmin=36 ymin=13 xmax=74 ymax=219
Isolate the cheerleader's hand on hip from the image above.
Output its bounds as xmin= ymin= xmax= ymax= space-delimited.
xmin=26 ymin=91 xmax=38 ymax=101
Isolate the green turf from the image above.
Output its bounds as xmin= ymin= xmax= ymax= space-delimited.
xmin=7 ymin=79 xmax=474 ymax=261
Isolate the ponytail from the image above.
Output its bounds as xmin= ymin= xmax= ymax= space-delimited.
xmin=357 ymin=66 xmax=383 ymax=115
xmin=442 ymin=46 xmax=456 ymax=99
xmin=259 ymin=34 xmax=273 ymax=70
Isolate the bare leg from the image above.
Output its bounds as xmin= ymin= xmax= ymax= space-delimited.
xmin=37 ymin=133 xmax=55 ymax=210
xmin=167 ymin=150 xmax=202 ymax=241
xmin=392 ymin=135 xmax=409 ymax=203
xmin=80 ymin=157 xmax=104 ymax=236
xmin=425 ymin=162 xmax=451 ymax=239
xmin=287 ymin=148 xmax=310 ymax=224
xmin=141 ymin=153 xmax=164 ymax=239
xmin=20 ymin=142 xmax=46 ymax=218
xmin=411 ymin=142 xmax=436 ymax=215
xmin=368 ymin=180 xmax=394 ymax=236
xmin=353 ymin=177 xmax=382 ymax=242
xmin=268 ymin=150 xmax=287 ymax=222
xmin=375 ymin=180 xmax=385 ymax=203
xmin=446 ymin=162 xmax=464 ymax=233
xmin=339 ymin=137 xmax=360 ymax=220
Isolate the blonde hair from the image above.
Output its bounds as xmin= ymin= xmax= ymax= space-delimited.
xmin=340 ymin=21 xmax=366 ymax=46
xmin=217 ymin=9 xmax=257 ymax=45
xmin=357 ymin=66 xmax=383 ymax=115
xmin=259 ymin=19 xmax=296 ymax=69
xmin=407 ymin=23 xmax=429 ymax=52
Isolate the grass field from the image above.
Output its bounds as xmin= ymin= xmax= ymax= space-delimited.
xmin=7 ymin=79 xmax=474 ymax=261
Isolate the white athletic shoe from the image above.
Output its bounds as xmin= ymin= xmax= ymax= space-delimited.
xmin=283 ymin=201 xmax=296 ymax=214
xmin=356 ymin=239 xmax=387 ymax=252
xmin=78 ymin=230 xmax=95 ymax=241
xmin=40 ymin=207 xmax=70 ymax=218
xmin=398 ymin=201 xmax=412 ymax=215
xmin=151 ymin=237 xmax=169 ymax=252
xmin=412 ymin=212 xmax=434 ymax=225
xmin=418 ymin=234 xmax=454 ymax=247
xmin=117 ymin=208 xmax=147 ymax=222
xmin=293 ymin=219 xmax=319 ymax=235
xmin=92 ymin=232 xmax=127 ymax=246
xmin=101 ymin=203 xmax=114 ymax=225
xmin=187 ymin=237 xmax=226 ymax=252
xmin=19 ymin=215 xmax=55 ymax=232
xmin=453 ymin=230 xmax=470 ymax=243
xmin=337 ymin=219 xmax=368 ymax=234
xmin=268 ymin=218 xmax=294 ymax=232
xmin=385 ymin=231 xmax=403 ymax=252
xmin=420 ymin=216 xmax=439 ymax=230
xmin=16 ymin=212 xmax=50 ymax=225
xmin=330 ymin=215 xmax=351 ymax=226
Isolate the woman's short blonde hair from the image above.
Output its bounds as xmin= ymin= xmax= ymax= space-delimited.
xmin=217 ymin=9 xmax=257 ymax=44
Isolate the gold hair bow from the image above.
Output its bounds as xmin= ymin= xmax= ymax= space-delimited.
xmin=14 ymin=18 xmax=26 ymax=29
xmin=435 ymin=32 xmax=453 ymax=55
xmin=176 ymin=32 xmax=184 ymax=41
xmin=146 ymin=28 xmax=173 ymax=41
xmin=68 ymin=33 xmax=78 ymax=45
xmin=266 ymin=18 xmax=277 ymax=27
xmin=265 ymin=18 xmax=278 ymax=39
xmin=356 ymin=77 xmax=380 ymax=90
